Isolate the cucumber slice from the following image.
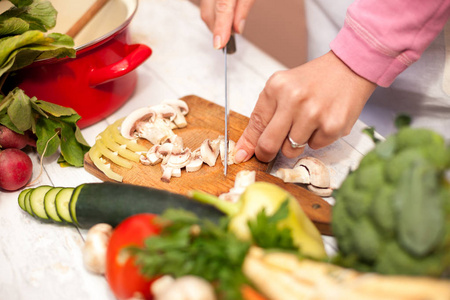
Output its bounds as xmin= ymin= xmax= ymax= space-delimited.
xmin=18 ymin=188 xmax=32 ymax=211
xmin=29 ymin=186 xmax=53 ymax=220
xmin=44 ymin=187 xmax=64 ymax=222
xmin=55 ymin=188 xmax=74 ymax=223
xmin=24 ymin=190 xmax=34 ymax=216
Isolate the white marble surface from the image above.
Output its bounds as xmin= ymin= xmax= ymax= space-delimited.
xmin=0 ymin=0 xmax=378 ymax=299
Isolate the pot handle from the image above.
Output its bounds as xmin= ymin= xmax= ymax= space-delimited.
xmin=88 ymin=44 xmax=152 ymax=87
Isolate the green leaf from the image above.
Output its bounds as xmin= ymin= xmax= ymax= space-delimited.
xmin=0 ymin=17 xmax=29 ymax=35
xmin=0 ymin=111 xmax=23 ymax=134
xmin=395 ymin=160 xmax=445 ymax=256
xmin=0 ymin=88 xmax=14 ymax=112
xmin=8 ymin=0 xmax=34 ymax=8
xmin=74 ymin=125 xmax=89 ymax=147
xmin=0 ymin=32 xmax=75 ymax=77
xmin=0 ymin=0 xmax=57 ymax=31
xmin=35 ymin=117 xmax=61 ymax=157
xmin=247 ymin=200 xmax=297 ymax=250
xmin=7 ymin=88 xmax=32 ymax=131
xmin=59 ymin=122 xmax=89 ymax=167
xmin=35 ymin=100 xmax=77 ymax=117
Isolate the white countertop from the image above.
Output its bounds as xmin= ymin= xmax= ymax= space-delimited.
xmin=0 ymin=0 xmax=378 ymax=299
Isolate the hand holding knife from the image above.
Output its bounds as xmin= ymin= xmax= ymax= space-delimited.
xmin=223 ymin=34 xmax=236 ymax=176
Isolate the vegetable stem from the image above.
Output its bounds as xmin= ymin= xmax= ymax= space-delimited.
xmin=188 ymin=190 xmax=240 ymax=216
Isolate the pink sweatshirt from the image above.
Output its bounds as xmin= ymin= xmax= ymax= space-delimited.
xmin=330 ymin=0 xmax=450 ymax=87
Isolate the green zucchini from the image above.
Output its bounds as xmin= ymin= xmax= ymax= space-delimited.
xmin=69 ymin=182 xmax=225 ymax=228
xmin=55 ymin=188 xmax=74 ymax=223
xmin=44 ymin=187 xmax=64 ymax=222
xmin=18 ymin=188 xmax=32 ymax=211
xmin=29 ymin=186 xmax=53 ymax=220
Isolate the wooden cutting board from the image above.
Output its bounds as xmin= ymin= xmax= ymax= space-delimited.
xmin=84 ymin=95 xmax=332 ymax=235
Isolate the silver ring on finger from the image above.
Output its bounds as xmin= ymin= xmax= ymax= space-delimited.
xmin=288 ymin=135 xmax=308 ymax=149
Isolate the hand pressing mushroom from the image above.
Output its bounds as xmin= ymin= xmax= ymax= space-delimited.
xmin=275 ymin=156 xmax=333 ymax=197
xmin=151 ymin=275 xmax=217 ymax=300
xmin=82 ymin=223 xmax=113 ymax=275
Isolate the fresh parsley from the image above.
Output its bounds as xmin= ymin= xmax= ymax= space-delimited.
xmin=132 ymin=209 xmax=251 ymax=300
xmin=131 ymin=202 xmax=300 ymax=300
xmin=247 ymin=199 xmax=297 ymax=251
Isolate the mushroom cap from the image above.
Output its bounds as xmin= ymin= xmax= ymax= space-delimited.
xmin=120 ymin=107 xmax=155 ymax=139
xmin=151 ymin=104 xmax=178 ymax=122
xmin=162 ymin=99 xmax=190 ymax=115
xmin=294 ymin=157 xmax=330 ymax=188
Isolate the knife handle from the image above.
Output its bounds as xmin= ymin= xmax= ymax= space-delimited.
xmin=224 ymin=34 xmax=237 ymax=54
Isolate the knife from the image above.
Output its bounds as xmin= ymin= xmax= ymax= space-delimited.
xmin=223 ymin=34 xmax=236 ymax=176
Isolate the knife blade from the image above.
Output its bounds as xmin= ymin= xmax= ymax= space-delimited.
xmin=223 ymin=34 xmax=236 ymax=176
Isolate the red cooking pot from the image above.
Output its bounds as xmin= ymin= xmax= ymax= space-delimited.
xmin=8 ymin=0 xmax=151 ymax=129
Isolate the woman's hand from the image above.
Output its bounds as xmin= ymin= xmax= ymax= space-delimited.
xmin=234 ymin=51 xmax=377 ymax=163
xmin=200 ymin=0 xmax=255 ymax=49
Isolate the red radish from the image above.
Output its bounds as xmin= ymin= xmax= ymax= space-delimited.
xmin=0 ymin=125 xmax=36 ymax=149
xmin=0 ymin=149 xmax=33 ymax=191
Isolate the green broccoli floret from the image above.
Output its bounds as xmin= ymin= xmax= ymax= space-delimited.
xmin=332 ymin=124 xmax=450 ymax=278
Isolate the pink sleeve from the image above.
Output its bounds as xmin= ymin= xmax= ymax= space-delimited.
xmin=330 ymin=0 xmax=450 ymax=87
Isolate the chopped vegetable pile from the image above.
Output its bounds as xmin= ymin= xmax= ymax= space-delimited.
xmin=332 ymin=119 xmax=450 ymax=277
xmin=130 ymin=203 xmax=300 ymax=300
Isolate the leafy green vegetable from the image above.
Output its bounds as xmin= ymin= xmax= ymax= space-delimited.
xmin=333 ymin=121 xmax=450 ymax=277
xmin=132 ymin=203 xmax=302 ymax=300
xmin=0 ymin=88 xmax=89 ymax=166
xmin=0 ymin=1 xmax=87 ymax=166
xmin=132 ymin=209 xmax=251 ymax=300
xmin=0 ymin=1 xmax=75 ymax=78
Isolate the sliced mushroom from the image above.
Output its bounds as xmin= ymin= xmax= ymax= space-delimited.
xmin=160 ymin=149 xmax=192 ymax=182
xmin=120 ymin=107 xmax=155 ymax=139
xmin=275 ymin=156 xmax=333 ymax=197
xmin=150 ymin=104 xmax=178 ymax=123
xmin=156 ymin=143 xmax=174 ymax=157
xmin=160 ymin=165 xmax=175 ymax=183
xmin=162 ymin=99 xmax=189 ymax=115
xmin=294 ymin=157 xmax=330 ymax=188
xmin=142 ymin=144 xmax=163 ymax=165
xmin=186 ymin=148 xmax=203 ymax=172
xmin=220 ymin=139 xmax=236 ymax=165
xmin=200 ymin=139 xmax=220 ymax=167
xmin=165 ymin=148 xmax=192 ymax=169
xmin=234 ymin=170 xmax=256 ymax=191
xmin=275 ymin=166 xmax=310 ymax=184
xmin=164 ymin=135 xmax=184 ymax=155
xmin=139 ymin=119 xmax=175 ymax=145
xmin=307 ymin=185 xmax=333 ymax=197
xmin=219 ymin=170 xmax=256 ymax=202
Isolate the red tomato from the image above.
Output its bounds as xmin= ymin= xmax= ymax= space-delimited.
xmin=106 ymin=213 xmax=162 ymax=300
